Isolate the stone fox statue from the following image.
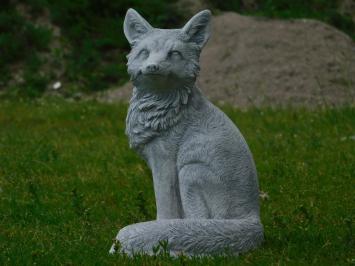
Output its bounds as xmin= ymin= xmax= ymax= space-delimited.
xmin=110 ymin=8 xmax=263 ymax=256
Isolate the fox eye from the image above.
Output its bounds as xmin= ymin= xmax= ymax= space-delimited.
xmin=168 ymin=50 xmax=182 ymax=60
xmin=138 ymin=49 xmax=149 ymax=59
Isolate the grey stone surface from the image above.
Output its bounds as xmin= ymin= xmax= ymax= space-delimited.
xmin=110 ymin=8 xmax=263 ymax=256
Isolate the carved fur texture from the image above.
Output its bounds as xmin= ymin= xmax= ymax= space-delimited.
xmin=111 ymin=8 xmax=264 ymax=256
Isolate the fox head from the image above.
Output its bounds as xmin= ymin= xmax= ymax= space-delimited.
xmin=123 ymin=9 xmax=211 ymax=92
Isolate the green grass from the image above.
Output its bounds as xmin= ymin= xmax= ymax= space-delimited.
xmin=0 ymin=98 xmax=354 ymax=265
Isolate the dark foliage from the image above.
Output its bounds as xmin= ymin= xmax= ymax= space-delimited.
xmin=1 ymin=0 xmax=182 ymax=95
xmin=208 ymin=0 xmax=354 ymax=39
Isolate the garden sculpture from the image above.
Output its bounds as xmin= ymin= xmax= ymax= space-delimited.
xmin=110 ymin=8 xmax=264 ymax=256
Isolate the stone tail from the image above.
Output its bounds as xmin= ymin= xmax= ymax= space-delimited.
xmin=110 ymin=217 xmax=263 ymax=256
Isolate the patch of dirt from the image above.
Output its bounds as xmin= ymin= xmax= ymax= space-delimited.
xmin=99 ymin=12 xmax=355 ymax=108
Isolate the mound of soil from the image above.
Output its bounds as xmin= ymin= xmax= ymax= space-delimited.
xmin=100 ymin=12 xmax=355 ymax=108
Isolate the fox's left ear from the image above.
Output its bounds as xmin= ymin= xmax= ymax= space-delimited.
xmin=124 ymin=8 xmax=153 ymax=46
xmin=182 ymin=10 xmax=211 ymax=49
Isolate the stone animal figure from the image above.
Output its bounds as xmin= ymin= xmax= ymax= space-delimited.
xmin=110 ymin=8 xmax=263 ymax=256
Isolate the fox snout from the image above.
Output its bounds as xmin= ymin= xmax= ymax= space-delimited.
xmin=139 ymin=63 xmax=162 ymax=76
xmin=145 ymin=64 xmax=159 ymax=73
xmin=140 ymin=52 xmax=164 ymax=75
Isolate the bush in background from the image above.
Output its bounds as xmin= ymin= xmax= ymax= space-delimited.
xmin=207 ymin=0 xmax=354 ymax=39
xmin=1 ymin=0 xmax=182 ymax=96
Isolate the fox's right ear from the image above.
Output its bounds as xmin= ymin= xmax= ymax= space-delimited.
xmin=124 ymin=8 xmax=153 ymax=46
xmin=182 ymin=10 xmax=211 ymax=49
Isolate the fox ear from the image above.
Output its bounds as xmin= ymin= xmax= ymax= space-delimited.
xmin=124 ymin=8 xmax=153 ymax=46
xmin=182 ymin=10 xmax=211 ymax=49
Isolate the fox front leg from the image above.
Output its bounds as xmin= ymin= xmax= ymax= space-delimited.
xmin=144 ymin=141 xmax=183 ymax=219
xmin=152 ymin=160 xmax=183 ymax=219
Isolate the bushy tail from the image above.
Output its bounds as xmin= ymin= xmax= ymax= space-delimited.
xmin=110 ymin=217 xmax=263 ymax=256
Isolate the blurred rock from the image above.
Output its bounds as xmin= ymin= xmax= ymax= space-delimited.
xmin=52 ymin=81 xmax=62 ymax=90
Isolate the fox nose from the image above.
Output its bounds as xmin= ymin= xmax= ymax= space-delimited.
xmin=146 ymin=64 xmax=159 ymax=73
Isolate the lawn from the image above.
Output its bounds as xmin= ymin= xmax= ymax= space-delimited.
xmin=0 ymin=98 xmax=354 ymax=265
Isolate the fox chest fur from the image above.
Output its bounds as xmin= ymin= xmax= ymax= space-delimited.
xmin=125 ymin=86 xmax=191 ymax=155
